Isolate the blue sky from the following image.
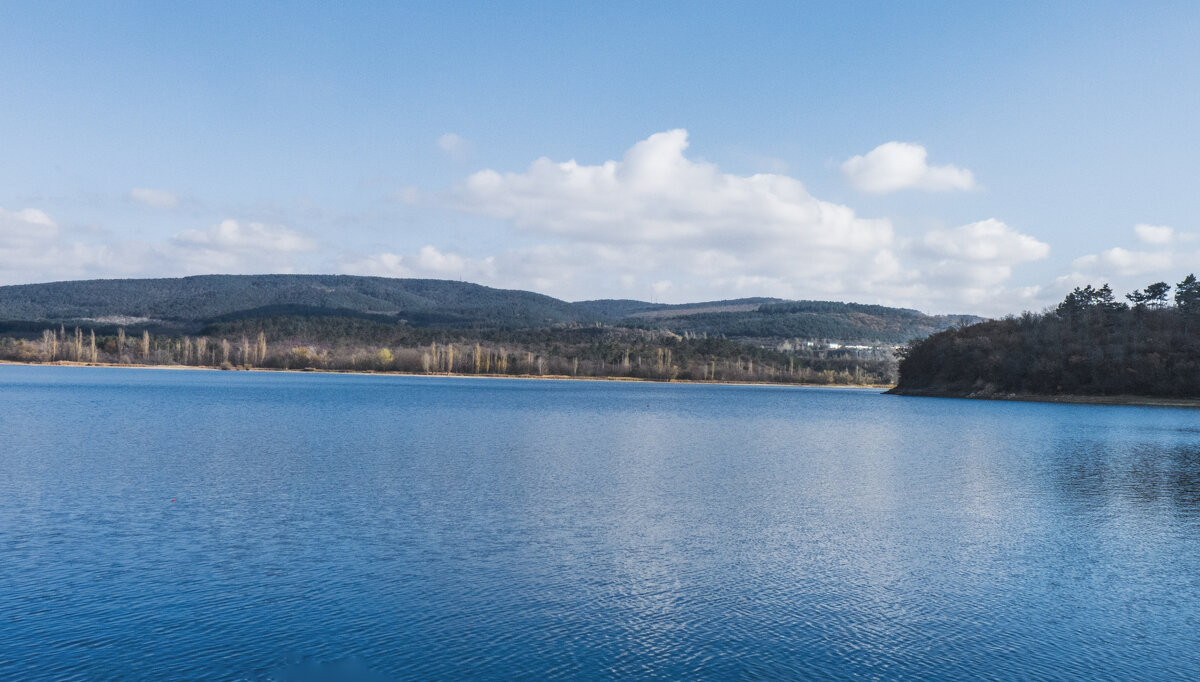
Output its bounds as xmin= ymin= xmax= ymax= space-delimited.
xmin=1 ymin=1 xmax=1198 ymax=314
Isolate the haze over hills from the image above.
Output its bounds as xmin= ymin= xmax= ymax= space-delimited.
xmin=0 ymin=275 xmax=979 ymax=345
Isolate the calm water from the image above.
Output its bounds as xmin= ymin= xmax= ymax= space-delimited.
xmin=2 ymin=365 xmax=1199 ymax=680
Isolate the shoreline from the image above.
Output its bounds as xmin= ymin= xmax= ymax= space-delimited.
xmin=885 ymin=387 xmax=1200 ymax=409
xmin=0 ymin=360 xmax=891 ymax=391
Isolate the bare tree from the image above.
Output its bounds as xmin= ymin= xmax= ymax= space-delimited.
xmin=256 ymin=332 xmax=267 ymax=365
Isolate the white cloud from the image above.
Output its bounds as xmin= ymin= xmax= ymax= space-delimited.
xmin=1133 ymin=223 xmax=1197 ymax=245
xmin=453 ymin=129 xmax=893 ymax=250
xmin=1070 ymin=224 xmax=1200 ymax=282
xmin=0 ymin=209 xmax=324 ymax=284
xmin=360 ymin=131 xmax=1052 ymax=313
xmin=173 ymin=219 xmax=318 ymax=253
xmin=0 ymin=207 xmax=58 ymax=248
xmin=130 ymin=188 xmax=179 ymax=209
xmin=166 ymin=220 xmax=319 ymax=274
xmin=841 ymin=142 xmax=976 ymax=193
xmin=436 ymin=133 xmax=471 ymax=160
xmin=432 ymin=129 xmax=918 ymax=302
xmin=0 ymin=207 xmax=117 ymax=284
xmin=340 ymin=245 xmax=495 ymax=281
xmin=922 ymin=219 xmax=1050 ymax=265
xmin=1072 ymin=247 xmax=1175 ymax=277
xmin=896 ymin=219 xmax=1051 ymax=311
xmin=1134 ymin=223 xmax=1173 ymax=245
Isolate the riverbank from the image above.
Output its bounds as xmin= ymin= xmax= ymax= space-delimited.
xmin=886 ymin=387 xmax=1200 ymax=408
xmin=0 ymin=360 xmax=891 ymax=390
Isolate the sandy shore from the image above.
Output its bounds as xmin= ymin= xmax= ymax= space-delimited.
xmin=0 ymin=360 xmax=891 ymax=390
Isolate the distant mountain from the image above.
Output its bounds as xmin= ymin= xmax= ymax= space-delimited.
xmin=0 ymin=275 xmax=978 ymax=344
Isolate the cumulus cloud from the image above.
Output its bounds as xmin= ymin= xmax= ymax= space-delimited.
xmin=1072 ymin=248 xmax=1175 ymax=277
xmin=1134 ymin=223 xmax=1174 ymax=245
xmin=436 ymin=133 xmax=472 ymax=160
xmin=0 ymin=207 xmax=58 ymax=247
xmin=340 ymin=245 xmax=495 ymax=281
xmin=364 ymin=130 xmax=1048 ymax=313
xmin=130 ymin=188 xmax=179 ymax=209
xmin=430 ymin=129 xmax=928 ymax=302
xmin=173 ymin=219 xmax=318 ymax=253
xmin=0 ymin=207 xmax=116 ymax=284
xmin=0 ymin=209 xmax=322 ymax=284
xmin=921 ymin=219 xmax=1050 ymax=265
xmin=453 ymin=129 xmax=893 ymax=250
xmin=1132 ymin=223 xmax=1195 ymax=245
xmin=167 ymin=220 xmax=319 ymax=274
xmin=1071 ymin=224 xmax=1200 ymax=281
xmin=902 ymin=219 xmax=1050 ymax=310
xmin=841 ymin=142 xmax=976 ymax=193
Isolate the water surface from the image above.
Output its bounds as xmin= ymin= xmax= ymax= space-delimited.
xmin=2 ymin=365 xmax=1199 ymax=679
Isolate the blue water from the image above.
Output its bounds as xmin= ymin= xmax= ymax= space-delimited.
xmin=2 ymin=365 xmax=1199 ymax=680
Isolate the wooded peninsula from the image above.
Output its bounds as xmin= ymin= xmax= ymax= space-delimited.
xmin=891 ymin=275 xmax=1200 ymax=401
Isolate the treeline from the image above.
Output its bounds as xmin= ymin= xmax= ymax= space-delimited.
xmin=0 ymin=316 xmax=894 ymax=385
xmin=0 ymin=275 xmax=974 ymax=346
xmin=0 ymin=275 xmax=590 ymax=328
xmin=623 ymin=300 xmax=980 ymax=345
xmin=892 ymin=275 xmax=1200 ymax=398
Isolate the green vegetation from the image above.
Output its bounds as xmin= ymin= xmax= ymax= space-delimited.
xmin=621 ymin=300 xmax=979 ymax=344
xmin=0 ymin=275 xmax=973 ymax=343
xmin=0 ymin=274 xmax=978 ymax=385
xmin=0 ymin=317 xmax=892 ymax=385
xmin=892 ymin=276 xmax=1200 ymax=398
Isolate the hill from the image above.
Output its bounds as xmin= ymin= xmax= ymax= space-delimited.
xmin=891 ymin=279 xmax=1200 ymax=400
xmin=616 ymin=300 xmax=979 ymax=345
xmin=0 ymin=275 xmax=589 ymax=330
xmin=0 ymin=275 xmax=974 ymax=346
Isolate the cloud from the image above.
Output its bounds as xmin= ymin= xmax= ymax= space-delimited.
xmin=436 ymin=133 xmax=471 ymax=160
xmin=437 ymin=128 xmax=914 ymax=301
xmin=1134 ymin=223 xmax=1173 ymax=244
xmin=452 ymin=129 xmax=893 ymax=250
xmin=1071 ymin=225 xmax=1200 ymax=280
xmin=366 ymin=130 xmax=1047 ymax=313
xmin=130 ymin=188 xmax=179 ymax=209
xmin=921 ymin=219 xmax=1050 ymax=265
xmin=0 ymin=207 xmax=58 ymax=248
xmin=1133 ymin=223 xmax=1197 ymax=245
xmin=166 ymin=220 xmax=319 ymax=274
xmin=1072 ymin=247 xmax=1176 ymax=277
xmin=173 ymin=219 xmax=318 ymax=253
xmin=841 ymin=142 xmax=976 ymax=193
xmin=0 ymin=209 xmax=322 ymax=284
xmin=0 ymin=206 xmax=116 ymax=284
xmin=0 ymin=131 xmax=1050 ymax=316
xmin=340 ymin=245 xmax=495 ymax=281
xmin=901 ymin=219 xmax=1050 ymax=310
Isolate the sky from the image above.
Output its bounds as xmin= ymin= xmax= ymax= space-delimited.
xmin=1 ymin=1 xmax=1198 ymax=315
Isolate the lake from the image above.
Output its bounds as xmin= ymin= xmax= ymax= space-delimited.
xmin=2 ymin=365 xmax=1199 ymax=680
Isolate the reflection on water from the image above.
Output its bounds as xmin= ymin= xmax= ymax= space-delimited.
xmin=1 ymin=366 xmax=1199 ymax=679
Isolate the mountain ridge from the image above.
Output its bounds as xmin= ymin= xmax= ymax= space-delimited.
xmin=0 ymin=274 xmax=980 ymax=345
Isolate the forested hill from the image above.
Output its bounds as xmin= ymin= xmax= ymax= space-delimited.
xmin=0 ymin=275 xmax=973 ymax=344
xmin=0 ymin=275 xmax=588 ymax=329
xmin=891 ymin=278 xmax=1200 ymax=399
xmin=609 ymin=300 xmax=979 ymax=345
